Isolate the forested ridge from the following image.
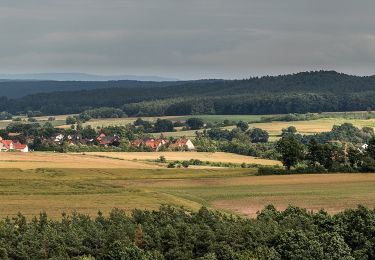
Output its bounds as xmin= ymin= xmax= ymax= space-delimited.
xmin=0 ymin=80 xmax=194 ymax=98
xmin=2 ymin=71 xmax=375 ymax=115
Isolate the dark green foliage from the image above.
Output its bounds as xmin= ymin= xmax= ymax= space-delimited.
xmin=0 ymin=205 xmax=373 ymax=259
xmin=134 ymin=118 xmax=154 ymax=132
xmin=66 ymin=116 xmax=77 ymax=125
xmin=236 ymin=121 xmax=249 ymax=131
xmin=248 ymin=128 xmax=269 ymax=143
xmin=281 ymin=126 xmax=297 ymax=136
xmin=307 ymin=140 xmax=337 ymax=169
xmin=276 ymin=135 xmax=305 ymax=170
xmin=27 ymin=117 xmax=37 ymax=122
xmin=81 ymin=107 xmax=126 ymax=119
xmin=0 ymin=111 xmax=12 ymax=120
xmin=366 ymin=137 xmax=375 ymax=159
xmin=186 ymin=118 xmax=205 ymax=130
xmin=154 ymin=119 xmax=174 ymax=133
xmin=304 ymin=123 xmax=373 ymax=145
xmin=26 ymin=110 xmax=42 ymax=118
xmin=4 ymin=71 xmax=375 ymax=116
xmin=181 ymin=161 xmax=190 ymax=168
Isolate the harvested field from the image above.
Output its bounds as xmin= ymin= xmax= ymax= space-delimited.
xmin=87 ymin=151 xmax=281 ymax=166
xmin=251 ymin=118 xmax=375 ymax=136
xmin=0 ymin=152 xmax=159 ymax=169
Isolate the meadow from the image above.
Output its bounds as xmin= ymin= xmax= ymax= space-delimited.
xmin=0 ymin=166 xmax=374 ymax=219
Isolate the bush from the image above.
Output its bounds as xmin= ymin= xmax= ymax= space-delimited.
xmin=66 ymin=116 xmax=77 ymax=125
xmin=81 ymin=107 xmax=126 ymax=119
xmin=189 ymin=159 xmax=203 ymax=165
xmin=167 ymin=162 xmax=176 ymax=168
xmin=0 ymin=111 xmax=12 ymax=120
xmin=27 ymin=117 xmax=37 ymax=122
xmin=186 ymin=118 xmax=204 ymax=130
xmin=158 ymin=155 xmax=166 ymax=163
xmin=181 ymin=161 xmax=190 ymax=168
xmin=258 ymin=165 xmax=327 ymax=175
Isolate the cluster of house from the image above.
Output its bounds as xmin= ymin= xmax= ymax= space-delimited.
xmin=52 ymin=133 xmax=195 ymax=151
xmin=130 ymin=137 xmax=195 ymax=151
xmin=0 ymin=133 xmax=195 ymax=153
xmin=0 ymin=137 xmax=29 ymax=153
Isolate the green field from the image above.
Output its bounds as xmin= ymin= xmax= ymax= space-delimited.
xmin=1 ymin=167 xmax=375 ymax=219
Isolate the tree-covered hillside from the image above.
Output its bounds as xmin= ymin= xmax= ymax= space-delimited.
xmin=0 ymin=80 xmax=191 ymax=98
xmin=1 ymin=71 xmax=375 ymax=115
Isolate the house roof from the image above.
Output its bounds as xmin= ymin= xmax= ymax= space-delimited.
xmin=130 ymin=139 xmax=143 ymax=147
xmin=97 ymin=133 xmax=106 ymax=141
xmin=1 ymin=140 xmax=13 ymax=149
xmin=13 ymin=143 xmax=27 ymax=150
xmin=144 ymin=139 xmax=166 ymax=149
xmin=174 ymin=138 xmax=189 ymax=146
xmin=99 ymin=136 xmax=120 ymax=145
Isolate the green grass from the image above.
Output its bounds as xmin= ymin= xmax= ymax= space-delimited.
xmin=0 ymin=168 xmax=375 ymax=218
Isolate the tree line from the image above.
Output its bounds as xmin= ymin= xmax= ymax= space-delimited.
xmin=270 ymin=125 xmax=375 ymax=173
xmin=0 ymin=205 xmax=374 ymax=259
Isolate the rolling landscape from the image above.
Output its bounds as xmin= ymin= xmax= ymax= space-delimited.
xmin=1 ymin=0 xmax=375 ymax=259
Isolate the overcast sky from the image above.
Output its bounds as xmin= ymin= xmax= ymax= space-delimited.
xmin=0 ymin=0 xmax=374 ymax=79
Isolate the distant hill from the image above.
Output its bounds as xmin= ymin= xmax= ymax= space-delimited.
xmin=0 ymin=73 xmax=178 ymax=82
xmin=1 ymin=71 xmax=375 ymax=116
xmin=0 ymin=80 xmax=187 ymax=98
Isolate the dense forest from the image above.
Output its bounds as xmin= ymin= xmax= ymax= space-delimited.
xmin=0 ymin=80 xmax=191 ymax=98
xmin=0 ymin=205 xmax=373 ymax=259
xmin=2 ymin=71 xmax=375 ymax=115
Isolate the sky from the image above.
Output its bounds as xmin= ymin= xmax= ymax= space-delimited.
xmin=0 ymin=0 xmax=374 ymax=80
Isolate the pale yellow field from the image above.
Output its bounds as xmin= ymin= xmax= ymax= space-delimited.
xmin=0 ymin=152 xmax=159 ymax=169
xmin=87 ymin=151 xmax=282 ymax=166
xmin=251 ymin=118 xmax=375 ymax=136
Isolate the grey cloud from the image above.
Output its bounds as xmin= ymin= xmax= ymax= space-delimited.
xmin=0 ymin=0 xmax=374 ymax=79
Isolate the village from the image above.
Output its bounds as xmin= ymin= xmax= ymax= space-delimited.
xmin=0 ymin=132 xmax=195 ymax=153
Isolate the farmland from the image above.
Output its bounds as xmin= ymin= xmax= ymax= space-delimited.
xmin=0 ymin=152 xmax=158 ymax=169
xmin=251 ymin=117 xmax=375 ymax=137
xmin=1 ymin=111 xmax=375 ymax=220
xmin=2 ymin=111 xmax=375 ymax=139
xmin=88 ymin=151 xmax=281 ymax=166
xmin=0 ymin=151 xmax=279 ymax=169
xmin=0 ymin=166 xmax=374 ymax=219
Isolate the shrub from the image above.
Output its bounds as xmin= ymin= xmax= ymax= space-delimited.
xmin=167 ymin=162 xmax=176 ymax=168
xmin=158 ymin=156 xmax=166 ymax=163
xmin=181 ymin=161 xmax=190 ymax=168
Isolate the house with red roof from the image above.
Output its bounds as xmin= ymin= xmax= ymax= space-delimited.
xmin=0 ymin=137 xmax=29 ymax=152
xmin=97 ymin=133 xmax=120 ymax=147
xmin=129 ymin=138 xmax=168 ymax=151
xmin=144 ymin=138 xmax=167 ymax=151
xmin=130 ymin=139 xmax=143 ymax=148
xmin=169 ymin=138 xmax=195 ymax=151
xmin=13 ymin=142 xmax=29 ymax=153
xmin=1 ymin=140 xmax=14 ymax=151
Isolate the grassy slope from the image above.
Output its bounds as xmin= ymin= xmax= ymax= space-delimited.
xmin=0 ymin=167 xmax=374 ymax=219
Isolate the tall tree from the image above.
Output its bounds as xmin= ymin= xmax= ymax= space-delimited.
xmin=276 ymin=135 xmax=304 ymax=170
